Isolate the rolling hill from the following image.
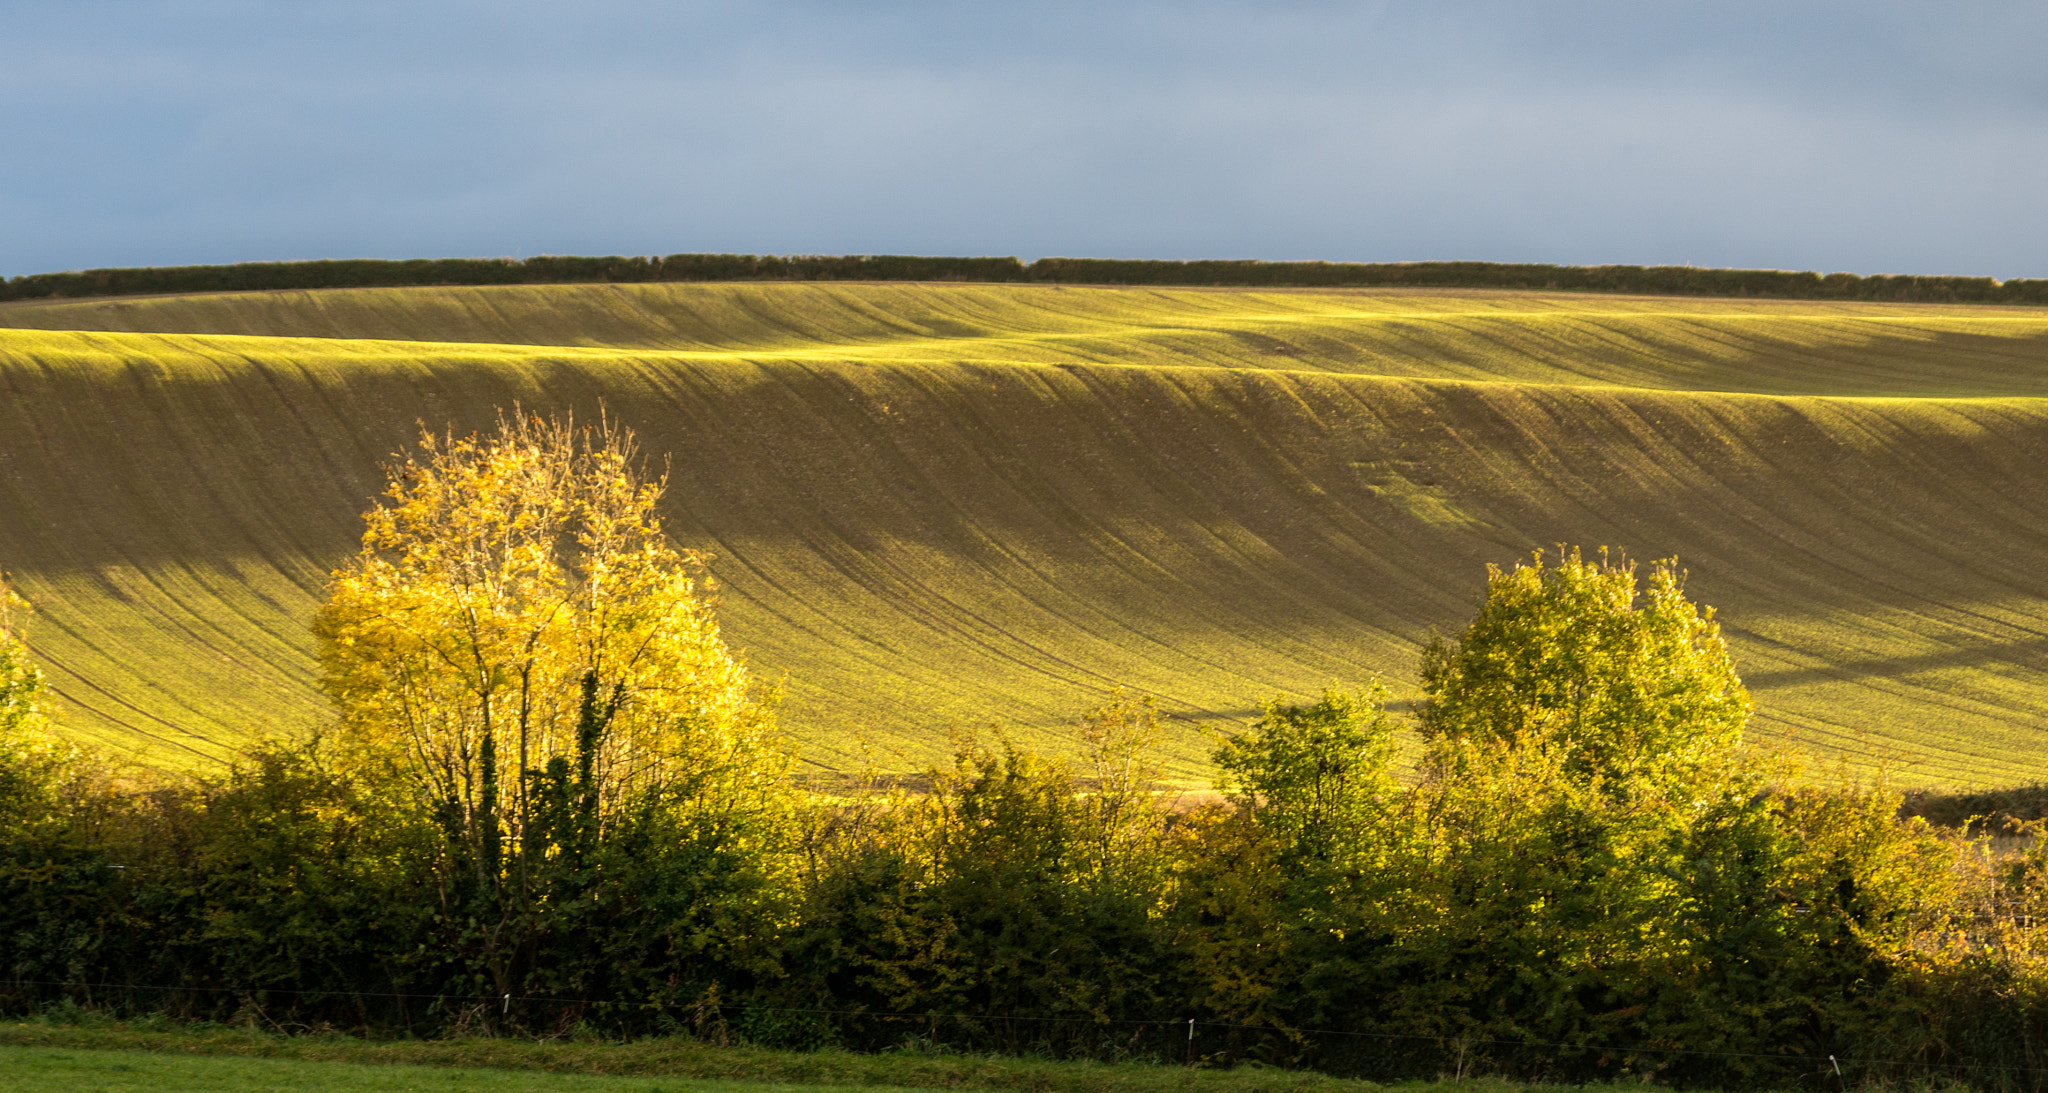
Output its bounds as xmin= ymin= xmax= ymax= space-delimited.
xmin=3 ymin=282 xmax=2047 ymax=785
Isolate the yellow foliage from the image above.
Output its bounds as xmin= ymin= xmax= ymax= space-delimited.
xmin=1 ymin=580 xmax=79 ymax=832
xmin=315 ymin=410 xmax=783 ymax=855
xmin=0 ymin=583 xmax=58 ymax=747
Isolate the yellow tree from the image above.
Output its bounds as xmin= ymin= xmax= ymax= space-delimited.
xmin=0 ymin=581 xmax=78 ymax=837
xmin=315 ymin=411 xmax=786 ymax=917
xmin=0 ymin=583 xmax=52 ymax=736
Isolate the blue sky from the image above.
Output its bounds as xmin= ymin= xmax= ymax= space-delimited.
xmin=4 ymin=2 xmax=2044 ymax=279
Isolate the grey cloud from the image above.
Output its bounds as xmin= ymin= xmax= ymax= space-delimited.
xmin=2 ymin=1 xmax=2043 ymax=277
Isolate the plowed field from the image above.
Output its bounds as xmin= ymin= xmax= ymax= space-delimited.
xmin=3 ymin=283 xmax=2046 ymax=784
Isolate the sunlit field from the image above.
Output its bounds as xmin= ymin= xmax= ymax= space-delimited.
xmin=4 ymin=282 xmax=2047 ymax=784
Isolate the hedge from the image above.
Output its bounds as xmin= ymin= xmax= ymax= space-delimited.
xmin=5 ymin=254 xmax=2044 ymax=305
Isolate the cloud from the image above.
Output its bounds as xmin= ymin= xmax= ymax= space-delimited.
xmin=2 ymin=1 xmax=2044 ymax=277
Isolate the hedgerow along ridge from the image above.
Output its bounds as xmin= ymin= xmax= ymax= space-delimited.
xmin=5 ymin=253 xmax=2047 ymax=306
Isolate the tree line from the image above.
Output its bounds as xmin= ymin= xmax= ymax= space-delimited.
xmin=3 ymin=415 xmax=2046 ymax=1090
xmin=5 ymin=254 xmax=2046 ymax=306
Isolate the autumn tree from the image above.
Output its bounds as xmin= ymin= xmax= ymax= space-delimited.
xmin=1418 ymin=546 xmax=1750 ymax=799
xmin=0 ymin=583 xmax=52 ymax=740
xmin=315 ymin=411 xmax=792 ymax=1006
xmin=0 ymin=581 xmax=75 ymax=836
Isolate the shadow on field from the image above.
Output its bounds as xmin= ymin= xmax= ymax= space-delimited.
xmin=1741 ymin=634 xmax=2048 ymax=690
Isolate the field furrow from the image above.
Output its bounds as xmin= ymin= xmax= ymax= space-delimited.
xmin=3 ymin=284 xmax=2047 ymax=783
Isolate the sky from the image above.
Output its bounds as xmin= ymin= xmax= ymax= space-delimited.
xmin=3 ymin=1 xmax=2045 ymax=280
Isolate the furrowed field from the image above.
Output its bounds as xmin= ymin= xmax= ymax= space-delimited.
xmin=3 ymin=282 xmax=2047 ymax=783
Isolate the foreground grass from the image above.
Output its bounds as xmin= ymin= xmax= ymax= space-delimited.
xmin=0 ymin=1022 xmax=1633 ymax=1093
xmin=0 ymin=1044 xmax=916 ymax=1093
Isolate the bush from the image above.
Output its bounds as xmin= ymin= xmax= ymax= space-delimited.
xmin=14 ymin=531 xmax=2048 ymax=1087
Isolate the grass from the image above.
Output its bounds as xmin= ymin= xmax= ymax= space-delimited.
xmin=0 ymin=1021 xmax=1646 ymax=1093
xmin=4 ymin=283 xmax=2048 ymax=784
xmin=0 ymin=1044 xmax=909 ymax=1093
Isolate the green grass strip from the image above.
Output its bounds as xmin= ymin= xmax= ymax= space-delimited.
xmin=0 ymin=1043 xmax=916 ymax=1093
xmin=0 ymin=1022 xmax=1640 ymax=1093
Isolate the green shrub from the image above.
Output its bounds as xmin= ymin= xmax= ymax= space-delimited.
xmin=11 ymin=546 xmax=2048 ymax=1088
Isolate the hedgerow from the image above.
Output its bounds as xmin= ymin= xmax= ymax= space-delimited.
xmin=3 ymin=254 xmax=2044 ymax=305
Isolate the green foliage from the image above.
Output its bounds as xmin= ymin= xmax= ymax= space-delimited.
xmin=0 ymin=255 xmax=1033 ymax=302
xmin=9 ymin=542 xmax=2048 ymax=1088
xmin=0 ymin=583 xmax=73 ymax=838
xmin=0 ymin=586 xmax=44 ymax=730
xmin=1175 ymin=687 xmax=1413 ymax=1052
xmin=1401 ymin=723 xmax=1784 ymax=1079
xmin=133 ymin=745 xmax=435 ymax=1023
xmin=1392 ymin=552 xmax=1787 ymax=1078
xmin=780 ymin=709 xmax=1177 ymax=1053
xmin=1419 ymin=548 xmax=1750 ymax=801
xmin=1212 ymin=685 xmax=1398 ymax=864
